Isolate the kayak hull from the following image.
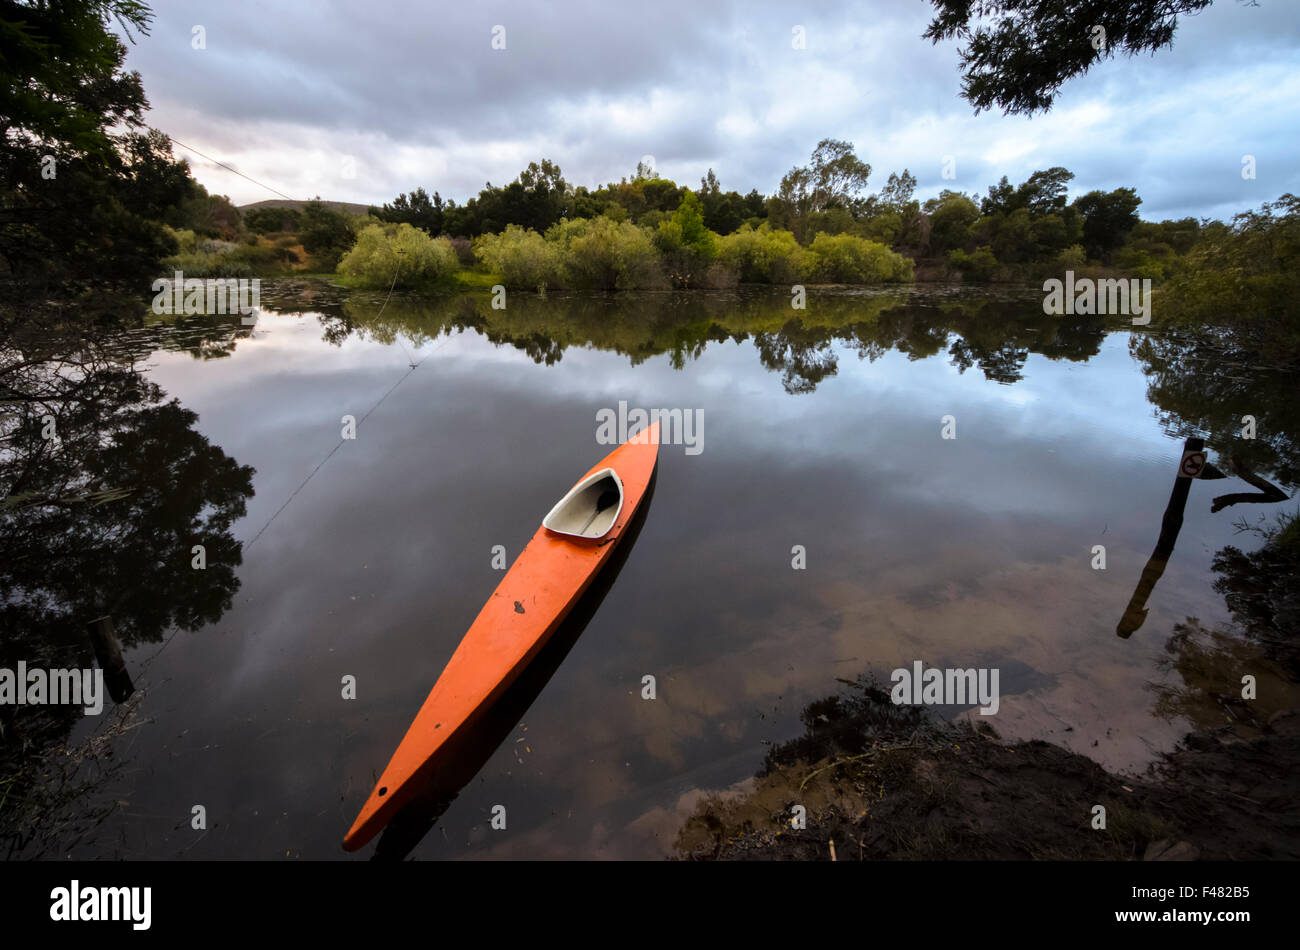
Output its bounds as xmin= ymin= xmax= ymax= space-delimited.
xmin=342 ymin=423 xmax=660 ymax=850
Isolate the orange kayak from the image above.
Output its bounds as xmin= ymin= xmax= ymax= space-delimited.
xmin=343 ymin=422 xmax=661 ymax=850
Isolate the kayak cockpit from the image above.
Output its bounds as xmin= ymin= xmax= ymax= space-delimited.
xmin=542 ymin=468 xmax=624 ymax=539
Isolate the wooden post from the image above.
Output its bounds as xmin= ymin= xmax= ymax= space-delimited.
xmin=86 ymin=616 xmax=134 ymax=703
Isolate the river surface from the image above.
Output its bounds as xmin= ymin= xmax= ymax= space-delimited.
xmin=4 ymin=281 xmax=1296 ymax=858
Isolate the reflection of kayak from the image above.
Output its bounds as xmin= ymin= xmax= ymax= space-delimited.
xmin=343 ymin=422 xmax=661 ymax=851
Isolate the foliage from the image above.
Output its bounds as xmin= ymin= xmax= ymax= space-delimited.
xmin=716 ymin=225 xmax=809 ymax=283
xmin=696 ymin=168 xmax=752 ymax=235
xmin=1074 ymin=187 xmax=1142 ymax=260
xmin=923 ymin=0 xmax=1215 ymax=114
xmin=772 ymin=139 xmax=872 ymax=241
xmin=947 ymin=245 xmax=1001 ymax=282
xmin=441 ymin=160 xmax=572 ymax=236
xmin=1158 ymin=194 xmax=1300 ymax=335
xmin=807 ymin=234 xmax=914 ymax=283
xmin=244 ymin=206 xmax=302 ymax=233
xmin=372 ymin=186 xmax=444 ymax=235
xmin=338 ymin=223 xmax=460 ymax=288
xmin=473 ymin=224 xmax=559 ymax=291
xmin=546 ymin=217 xmax=665 ymax=290
xmin=925 ymin=191 xmax=981 ymax=254
xmin=299 ymin=200 xmax=355 ymax=269
xmin=0 ymin=0 xmax=191 ymax=294
xmin=1055 ymin=244 xmax=1088 ymax=270
xmin=654 ymin=193 xmax=719 ymax=286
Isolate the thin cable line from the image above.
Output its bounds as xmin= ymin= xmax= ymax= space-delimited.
xmin=243 ymin=352 xmax=428 ymax=551
xmin=244 ymin=256 xmax=423 ymax=550
xmin=164 ymin=134 xmax=297 ymax=202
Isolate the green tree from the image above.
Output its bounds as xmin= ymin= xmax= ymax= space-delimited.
xmin=244 ymin=205 xmax=302 ymax=233
xmin=375 ymin=187 xmax=444 ymax=235
xmin=338 ymin=223 xmax=459 ymax=288
xmin=1015 ymin=167 xmax=1074 ymax=216
xmin=1072 ymin=187 xmax=1142 ymax=260
xmin=697 ymin=169 xmax=745 ymax=235
xmin=925 ymin=191 xmax=980 ymax=254
xmin=775 ymin=139 xmax=872 ymax=242
xmin=299 ymin=200 xmax=355 ymax=268
xmin=0 ymin=0 xmax=191 ymax=294
xmin=981 ymin=176 xmax=1017 ymax=216
xmin=924 ymin=0 xmax=1217 ymax=114
xmin=655 ymin=192 xmax=718 ymax=285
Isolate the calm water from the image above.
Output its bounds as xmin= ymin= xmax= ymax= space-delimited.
xmin=4 ymin=281 xmax=1296 ymax=858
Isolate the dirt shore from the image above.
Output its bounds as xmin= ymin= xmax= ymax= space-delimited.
xmin=675 ymin=678 xmax=1300 ymax=860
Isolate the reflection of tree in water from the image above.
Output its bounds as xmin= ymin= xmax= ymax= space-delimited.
xmin=1 ymin=317 xmax=255 ymax=844
xmin=948 ymin=338 xmax=1030 ymax=384
xmin=1129 ymin=320 xmax=1299 ymax=677
xmin=305 ymin=284 xmax=1106 ymax=395
xmin=484 ymin=330 xmax=565 ymax=366
xmin=752 ymin=321 xmax=840 ymax=394
xmin=1210 ymin=513 xmax=1300 ymax=678
xmin=1150 ymin=618 xmax=1300 ymax=733
xmin=946 ymin=300 xmax=1106 ymax=384
xmin=1133 ymin=326 xmax=1300 ymax=488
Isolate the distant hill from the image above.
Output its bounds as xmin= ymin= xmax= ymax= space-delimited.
xmin=239 ymin=198 xmax=374 ymax=217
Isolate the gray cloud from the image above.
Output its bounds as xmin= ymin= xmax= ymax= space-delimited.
xmin=123 ymin=0 xmax=1300 ymax=219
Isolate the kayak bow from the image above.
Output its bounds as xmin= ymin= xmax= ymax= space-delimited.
xmin=342 ymin=422 xmax=660 ymax=850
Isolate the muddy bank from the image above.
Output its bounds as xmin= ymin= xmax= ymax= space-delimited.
xmin=675 ymin=677 xmax=1300 ymax=861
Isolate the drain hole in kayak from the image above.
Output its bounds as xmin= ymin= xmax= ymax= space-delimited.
xmin=378 ymin=787 xmax=387 ymax=796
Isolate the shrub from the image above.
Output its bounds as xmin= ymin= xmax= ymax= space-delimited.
xmin=1055 ymin=244 xmax=1088 ymax=270
xmin=1111 ymin=246 xmax=1167 ymax=281
xmin=338 ymin=223 xmax=460 ymax=288
xmin=716 ymin=224 xmax=809 ymax=283
xmin=161 ymin=252 xmax=254 ymax=279
xmin=161 ymin=240 xmax=298 ymax=279
xmin=651 ymin=193 xmax=719 ymax=286
xmin=546 ymin=217 xmax=665 ymax=290
xmin=475 ymin=225 xmax=559 ymax=291
xmin=807 ymin=233 xmax=914 ymax=282
xmin=300 ymin=201 xmax=356 ymax=269
xmin=161 ymin=226 xmax=199 ymax=254
xmin=947 ymin=245 xmax=1001 ymax=282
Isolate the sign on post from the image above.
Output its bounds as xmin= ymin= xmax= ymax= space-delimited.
xmin=1177 ymin=448 xmax=1207 ymax=479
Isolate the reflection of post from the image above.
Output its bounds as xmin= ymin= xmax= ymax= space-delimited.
xmin=1116 ymin=437 xmax=1201 ymax=639
xmin=86 ymin=616 xmax=134 ymax=703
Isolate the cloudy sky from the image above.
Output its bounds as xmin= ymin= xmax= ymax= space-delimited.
xmin=119 ymin=0 xmax=1300 ymax=221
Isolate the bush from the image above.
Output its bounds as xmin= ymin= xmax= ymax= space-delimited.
xmin=300 ymin=201 xmax=356 ymax=269
xmin=338 ymin=223 xmax=460 ymax=288
xmin=947 ymin=245 xmax=1001 ymax=282
xmin=716 ymin=225 xmax=809 ymax=283
xmin=1111 ymin=246 xmax=1167 ymax=281
xmin=165 ymin=227 xmax=199 ymax=254
xmin=161 ymin=252 xmax=254 ymax=279
xmin=474 ymin=225 xmax=559 ymax=291
xmin=160 ymin=240 xmax=297 ymax=279
xmin=1055 ymin=244 xmax=1088 ymax=270
xmin=651 ymin=194 xmax=719 ymax=286
xmin=547 ymin=217 xmax=666 ymax=290
xmin=807 ymin=233 xmax=914 ymax=282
